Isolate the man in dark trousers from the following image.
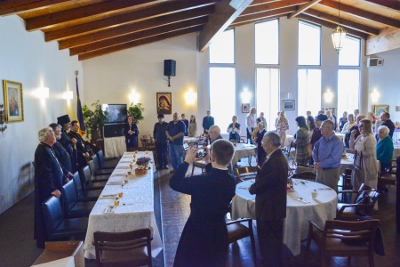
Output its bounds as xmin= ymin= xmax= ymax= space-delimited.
xmin=34 ymin=127 xmax=66 ymax=248
xmin=249 ymin=131 xmax=288 ymax=267
xmin=169 ymin=139 xmax=236 ymax=267
xmin=202 ymin=109 xmax=214 ymax=134
xmin=153 ymin=114 xmax=169 ymax=169
xmin=57 ymin=114 xmax=76 ymax=172
xmin=68 ymin=120 xmax=90 ymax=169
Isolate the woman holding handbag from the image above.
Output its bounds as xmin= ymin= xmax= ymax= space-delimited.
xmin=346 ymin=119 xmax=378 ymax=190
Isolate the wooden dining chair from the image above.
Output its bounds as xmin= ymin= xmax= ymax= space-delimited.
xmin=305 ymin=219 xmax=380 ymax=267
xmin=234 ymin=166 xmax=258 ymax=183
xmin=93 ymin=228 xmax=153 ymax=267
xmin=226 ymin=218 xmax=256 ymax=264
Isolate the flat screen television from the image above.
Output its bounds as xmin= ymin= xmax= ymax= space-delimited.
xmin=101 ymin=104 xmax=127 ymax=124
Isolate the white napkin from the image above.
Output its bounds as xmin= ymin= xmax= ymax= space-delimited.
xmin=238 ymin=186 xmax=248 ymax=190
xmin=112 ymin=173 xmax=126 ymax=177
xmin=107 ymin=181 xmax=124 ymax=185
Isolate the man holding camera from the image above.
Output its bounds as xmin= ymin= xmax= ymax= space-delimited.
xmin=169 ymin=139 xmax=236 ymax=267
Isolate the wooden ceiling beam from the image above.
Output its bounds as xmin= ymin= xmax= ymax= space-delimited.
xmin=250 ymin=0 xmax=281 ymax=5
xmin=0 ymin=0 xmax=73 ymax=16
xmin=230 ymin=14 xmax=283 ymax=27
xmin=59 ymin=6 xmax=214 ymax=50
xmin=25 ymin=0 xmax=162 ymax=31
xmin=45 ymin=0 xmax=217 ymax=42
xmin=365 ymin=0 xmax=400 ymax=11
xmin=288 ymin=0 xmax=321 ymax=19
xmin=78 ymin=26 xmax=203 ymax=61
xmin=304 ymin=9 xmax=380 ymax=35
xmin=70 ymin=17 xmax=208 ymax=56
xmin=232 ymin=6 xmax=296 ymax=25
xmin=366 ymin=27 xmax=400 ymax=55
xmin=296 ymin=13 xmax=369 ymax=39
xmin=242 ymin=0 xmax=307 ymax=16
xmin=198 ymin=0 xmax=253 ymax=52
xmin=320 ymin=0 xmax=400 ymax=28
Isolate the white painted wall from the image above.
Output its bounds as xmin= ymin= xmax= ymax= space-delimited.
xmin=368 ymin=49 xmax=400 ymax=123
xmin=0 ymin=15 xmax=83 ymax=213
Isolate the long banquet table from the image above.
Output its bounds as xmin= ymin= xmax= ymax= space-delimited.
xmin=83 ymin=151 xmax=162 ymax=259
xmin=232 ymin=179 xmax=337 ymax=256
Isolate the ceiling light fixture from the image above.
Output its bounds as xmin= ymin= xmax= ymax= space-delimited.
xmin=331 ymin=0 xmax=347 ymax=53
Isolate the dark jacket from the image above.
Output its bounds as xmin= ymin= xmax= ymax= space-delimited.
xmin=249 ymin=149 xmax=288 ymax=221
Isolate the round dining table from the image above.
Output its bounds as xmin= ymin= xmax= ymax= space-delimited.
xmin=232 ymin=179 xmax=337 ymax=256
xmin=231 ymin=143 xmax=257 ymax=166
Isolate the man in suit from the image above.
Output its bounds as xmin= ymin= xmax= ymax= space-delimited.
xmin=34 ymin=127 xmax=66 ymax=248
xmin=57 ymin=114 xmax=76 ymax=172
xmin=202 ymin=109 xmax=214 ymax=134
xmin=249 ymin=131 xmax=288 ymax=267
xmin=380 ymin=111 xmax=395 ymax=138
xmin=68 ymin=120 xmax=90 ymax=169
xmin=169 ymin=139 xmax=236 ymax=267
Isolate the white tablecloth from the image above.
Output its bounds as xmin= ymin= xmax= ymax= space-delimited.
xmin=183 ymin=136 xmax=196 ymax=144
xmin=393 ymin=144 xmax=400 ymax=160
xmin=104 ymin=136 xmax=126 ymax=158
xmin=232 ymin=143 xmax=257 ymax=166
xmin=83 ymin=152 xmax=162 ymax=259
xmin=232 ymin=179 xmax=337 ymax=256
xmin=393 ymin=129 xmax=400 ymax=143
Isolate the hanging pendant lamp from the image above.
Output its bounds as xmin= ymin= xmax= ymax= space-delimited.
xmin=332 ymin=0 xmax=347 ymax=52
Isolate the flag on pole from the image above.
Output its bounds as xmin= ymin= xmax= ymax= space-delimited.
xmin=75 ymin=74 xmax=85 ymax=134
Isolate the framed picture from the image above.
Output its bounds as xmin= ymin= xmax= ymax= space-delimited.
xmin=396 ymin=106 xmax=400 ymax=112
xmin=242 ymin=103 xmax=250 ymax=113
xmin=3 ymin=80 xmax=24 ymax=123
xmin=373 ymin=104 xmax=389 ymax=117
xmin=156 ymin=92 xmax=172 ymax=114
xmin=282 ymin=100 xmax=295 ymax=111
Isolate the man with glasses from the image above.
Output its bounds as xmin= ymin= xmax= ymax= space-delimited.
xmin=312 ymin=120 xmax=344 ymax=192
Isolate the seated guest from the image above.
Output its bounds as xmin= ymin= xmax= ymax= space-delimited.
xmin=49 ymin=123 xmax=73 ymax=179
xmin=341 ymin=114 xmax=357 ymax=134
xmin=169 ymin=140 xmax=236 ymax=267
xmin=181 ymin=113 xmax=189 ymax=136
xmin=188 ymin=115 xmax=197 ymax=137
xmin=123 ymin=115 xmax=139 ymax=149
xmin=376 ymin=125 xmax=394 ymax=172
xmin=338 ymin=111 xmax=348 ymax=132
xmin=209 ymin=125 xmax=223 ymax=143
xmin=227 ymin=115 xmax=241 ymax=142
xmin=68 ymin=120 xmax=90 ymax=169
xmin=34 ymin=127 xmax=65 ymax=248
xmin=294 ymin=116 xmax=311 ymax=166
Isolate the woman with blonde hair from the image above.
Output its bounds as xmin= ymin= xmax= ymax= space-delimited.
xmin=346 ymin=119 xmax=378 ymax=190
xmin=276 ymin=111 xmax=289 ymax=148
xmin=188 ymin=115 xmax=197 ymax=137
xmin=341 ymin=114 xmax=357 ymax=134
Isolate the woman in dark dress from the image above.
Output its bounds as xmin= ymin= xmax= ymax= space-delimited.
xmin=123 ymin=115 xmax=139 ymax=149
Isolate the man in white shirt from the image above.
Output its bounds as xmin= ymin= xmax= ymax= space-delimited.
xmin=246 ymin=107 xmax=257 ymax=144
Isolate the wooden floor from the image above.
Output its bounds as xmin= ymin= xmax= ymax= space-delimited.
xmin=0 ymin=157 xmax=399 ymax=267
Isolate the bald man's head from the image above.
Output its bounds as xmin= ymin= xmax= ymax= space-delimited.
xmin=209 ymin=125 xmax=221 ymax=142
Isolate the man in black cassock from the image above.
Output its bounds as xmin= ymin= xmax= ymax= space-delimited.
xmin=57 ymin=114 xmax=77 ymax=172
xmin=68 ymin=120 xmax=90 ymax=169
xmin=34 ymin=127 xmax=66 ymax=248
xmin=169 ymin=139 xmax=236 ymax=267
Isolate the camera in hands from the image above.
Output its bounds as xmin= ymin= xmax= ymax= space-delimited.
xmin=196 ymin=148 xmax=206 ymax=158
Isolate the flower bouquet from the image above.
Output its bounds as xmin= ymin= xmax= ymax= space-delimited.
xmin=287 ymin=177 xmax=294 ymax=191
xmin=135 ymin=157 xmax=151 ymax=175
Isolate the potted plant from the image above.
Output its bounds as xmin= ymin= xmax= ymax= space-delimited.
xmin=82 ymin=100 xmax=109 ymax=142
xmin=127 ymin=102 xmax=145 ymax=124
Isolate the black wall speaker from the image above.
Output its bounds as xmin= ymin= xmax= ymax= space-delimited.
xmin=103 ymin=123 xmax=125 ymax=138
xmin=164 ymin=59 xmax=176 ymax=76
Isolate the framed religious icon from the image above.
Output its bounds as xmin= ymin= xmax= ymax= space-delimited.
xmin=3 ymin=80 xmax=24 ymax=123
xmin=282 ymin=100 xmax=295 ymax=111
xmin=242 ymin=103 xmax=250 ymax=113
xmin=156 ymin=92 xmax=172 ymax=114
xmin=373 ymin=104 xmax=389 ymax=117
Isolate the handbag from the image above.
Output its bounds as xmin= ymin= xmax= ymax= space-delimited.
xmin=353 ymin=151 xmax=363 ymax=170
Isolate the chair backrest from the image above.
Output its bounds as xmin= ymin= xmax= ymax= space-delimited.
xmin=72 ymin=172 xmax=83 ymax=198
xmin=93 ymin=228 xmax=153 ymax=267
xmin=61 ymin=180 xmax=78 ymax=213
xmin=234 ymin=166 xmax=258 ymax=180
xmin=323 ymin=219 xmax=379 ymax=248
xmin=96 ymin=150 xmax=106 ymax=169
xmin=79 ymin=166 xmax=92 ymax=189
xmin=42 ymin=196 xmax=64 ymax=237
xmin=88 ymin=160 xmax=97 ymax=176
xmin=91 ymin=154 xmax=101 ymax=171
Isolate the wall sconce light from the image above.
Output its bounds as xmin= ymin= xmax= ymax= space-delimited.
xmin=324 ymin=89 xmax=333 ymax=103
xmin=129 ymin=90 xmax=140 ymax=104
xmin=370 ymin=89 xmax=380 ymax=102
xmin=37 ymin=87 xmax=49 ymax=99
xmin=240 ymin=88 xmax=251 ymax=103
xmin=63 ymin=91 xmax=73 ymax=100
xmin=185 ymin=88 xmax=197 ymax=105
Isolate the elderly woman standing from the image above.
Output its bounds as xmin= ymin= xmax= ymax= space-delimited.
xmin=346 ymin=119 xmax=379 ymax=190
xmin=294 ymin=116 xmax=311 ymax=166
xmin=227 ymin=115 xmax=241 ymax=142
xmin=376 ymin=125 xmax=394 ymax=172
xmin=276 ymin=111 xmax=289 ymax=148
